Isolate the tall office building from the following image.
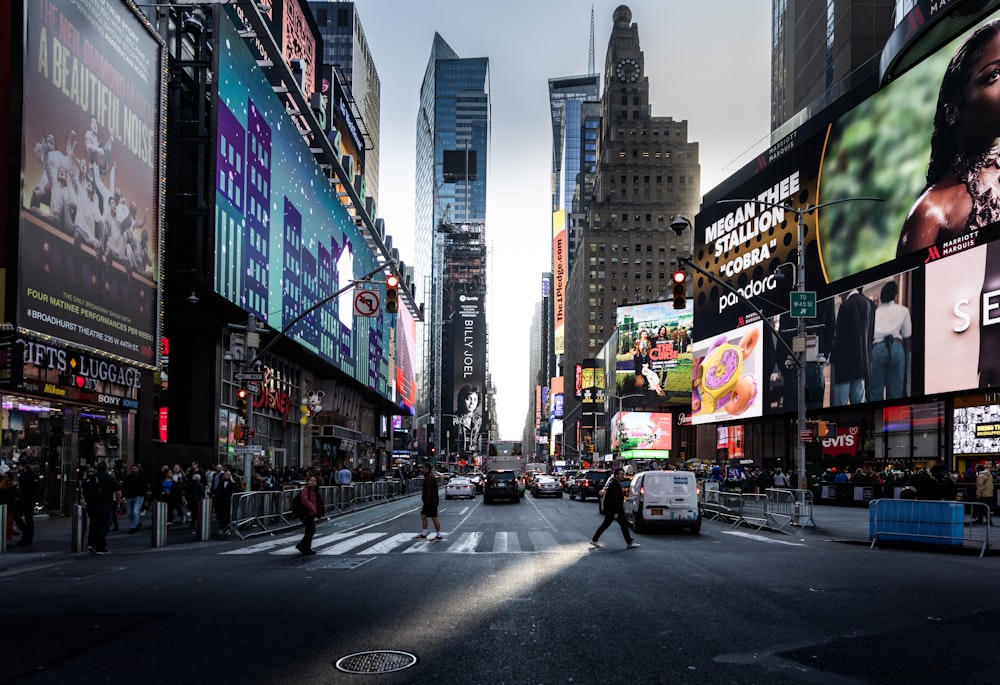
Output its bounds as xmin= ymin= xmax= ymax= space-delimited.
xmin=414 ymin=34 xmax=491 ymax=461
xmin=771 ymin=0 xmax=893 ymax=132
xmin=560 ymin=5 xmax=700 ymax=451
xmin=308 ymin=1 xmax=381 ymax=206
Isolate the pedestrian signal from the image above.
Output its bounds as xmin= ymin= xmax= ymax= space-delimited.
xmin=385 ymin=274 xmax=400 ymax=314
xmin=672 ymin=270 xmax=687 ymax=310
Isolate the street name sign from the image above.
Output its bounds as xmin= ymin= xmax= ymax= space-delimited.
xmin=234 ymin=371 xmax=264 ymax=382
xmin=790 ymin=291 xmax=817 ymax=318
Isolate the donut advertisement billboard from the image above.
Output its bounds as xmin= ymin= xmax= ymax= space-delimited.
xmin=690 ymin=321 xmax=763 ymax=425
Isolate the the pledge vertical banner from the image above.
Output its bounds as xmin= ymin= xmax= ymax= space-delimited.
xmin=19 ymin=0 xmax=164 ymax=367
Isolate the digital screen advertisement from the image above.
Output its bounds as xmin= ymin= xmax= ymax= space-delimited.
xmin=611 ymin=411 xmax=672 ymax=457
xmin=446 ymin=293 xmax=486 ymax=455
xmin=691 ymin=321 xmax=764 ymax=425
xmin=696 ymin=9 xmax=1000 ymax=341
xmin=214 ymin=10 xmax=391 ymax=399
xmin=19 ymin=0 xmax=164 ymax=366
xmin=954 ymin=394 xmax=1000 ymax=457
xmin=615 ymin=300 xmax=693 ymax=404
xmin=767 ymin=271 xmax=913 ymax=413
xmin=925 ymin=243 xmax=998 ymax=394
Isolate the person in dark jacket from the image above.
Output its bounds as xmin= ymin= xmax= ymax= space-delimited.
xmin=214 ymin=469 xmax=238 ymax=532
xmin=904 ymin=463 xmax=958 ymax=501
xmin=416 ymin=462 xmax=442 ymax=540
xmin=590 ymin=468 xmax=639 ymax=549
xmin=83 ymin=461 xmax=121 ymax=554
xmin=12 ymin=462 xmax=40 ymax=546
xmin=123 ymin=464 xmax=147 ymax=533
xmin=295 ymin=475 xmax=325 ymax=555
xmin=185 ymin=474 xmax=205 ymax=531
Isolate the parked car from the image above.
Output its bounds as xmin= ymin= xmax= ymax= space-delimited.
xmin=445 ymin=477 xmax=476 ymax=500
xmin=598 ymin=477 xmax=631 ymax=514
xmin=484 ymin=470 xmax=522 ymax=504
xmin=625 ymin=470 xmax=701 ymax=534
xmin=531 ymin=475 xmax=563 ymax=498
xmin=570 ymin=469 xmax=612 ymax=502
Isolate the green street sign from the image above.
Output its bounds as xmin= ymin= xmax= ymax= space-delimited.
xmin=790 ymin=291 xmax=817 ymax=318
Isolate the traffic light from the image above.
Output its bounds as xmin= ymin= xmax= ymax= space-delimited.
xmin=385 ymin=274 xmax=400 ymax=314
xmin=672 ymin=270 xmax=687 ymax=310
xmin=236 ymin=387 xmax=248 ymax=422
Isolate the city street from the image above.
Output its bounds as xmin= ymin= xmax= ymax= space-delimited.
xmin=3 ymin=493 xmax=999 ymax=684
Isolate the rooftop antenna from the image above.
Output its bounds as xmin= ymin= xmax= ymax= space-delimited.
xmin=588 ymin=5 xmax=595 ymax=75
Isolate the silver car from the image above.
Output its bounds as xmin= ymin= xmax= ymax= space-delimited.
xmin=531 ymin=475 xmax=563 ymax=498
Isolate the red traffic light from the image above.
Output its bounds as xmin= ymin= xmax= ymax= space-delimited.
xmin=672 ymin=270 xmax=686 ymax=284
xmin=386 ymin=273 xmax=400 ymax=288
xmin=236 ymin=388 xmax=248 ymax=401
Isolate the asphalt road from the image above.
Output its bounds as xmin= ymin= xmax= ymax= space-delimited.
xmin=3 ymin=491 xmax=999 ymax=684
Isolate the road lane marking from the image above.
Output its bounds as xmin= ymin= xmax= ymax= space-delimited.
xmin=721 ymin=531 xmax=807 ymax=546
xmin=447 ymin=532 xmax=482 ymax=553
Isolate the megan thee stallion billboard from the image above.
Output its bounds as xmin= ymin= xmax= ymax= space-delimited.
xmin=19 ymin=0 xmax=164 ymax=366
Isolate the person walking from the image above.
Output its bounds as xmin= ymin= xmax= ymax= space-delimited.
xmin=590 ymin=468 xmax=639 ymax=549
xmin=294 ymin=475 xmax=324 ymax=555
xmin=83 ymin=461 xmax=121 ymax=555
xmin=974 ymin=464 xmax=994 ymax=524
xmin=185 ymin=473 xmax=205 ymax=532
xmin=123 ymin=463 xmax=147 ymax=533
xmin=12 ymin=462 xmax=40 ymax=547
xmin=416 ymin=463 xmax=442 ymax=540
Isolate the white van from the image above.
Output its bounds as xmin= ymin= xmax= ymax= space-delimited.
xmin=625 ymin=471 xmax=701 ymax=534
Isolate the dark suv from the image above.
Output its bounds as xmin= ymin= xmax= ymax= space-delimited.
xmin=570 ymin=470 xmax=612 ymax=502
xmin=484 ymin=470 xmax=522 ymax=504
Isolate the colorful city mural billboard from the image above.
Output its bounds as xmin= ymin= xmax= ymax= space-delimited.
xmin=18 ymin=0 xmax=164 ymax=366
xmin=213 ymin=10 xmax=392 ymax=398
xmin=614 ymin=300 xmax=693 ymax=405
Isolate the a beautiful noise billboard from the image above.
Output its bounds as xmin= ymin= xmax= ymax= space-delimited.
xmin=19 ymin=0 xmax=164 ymax=366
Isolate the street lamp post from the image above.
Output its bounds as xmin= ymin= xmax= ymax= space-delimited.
xmin=714 ymin=197 xmax=882 ymax=488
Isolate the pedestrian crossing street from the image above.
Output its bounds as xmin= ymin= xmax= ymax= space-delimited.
xmin=222 ymin=529 xmax=587 ymax=557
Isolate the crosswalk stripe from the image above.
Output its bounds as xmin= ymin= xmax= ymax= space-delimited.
xmin=446 ymin=532 xmax=482 ymax=554
xmin=359 ymin=533 xmax=415 ymax=555
xmin=493 ymin=531 xmax=512 ymax=553
xmin=271 ymin=532 xmax=353 ymax=555
xmin=317 ymin=533 xmax=385 ymax=555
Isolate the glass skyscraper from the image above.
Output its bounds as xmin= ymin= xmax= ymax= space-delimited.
xmin=414 ymin=33 xmax=491 ymax=458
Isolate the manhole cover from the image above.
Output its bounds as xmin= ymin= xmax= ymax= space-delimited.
xmin=335 ymin=650 xmax=417 ymax=674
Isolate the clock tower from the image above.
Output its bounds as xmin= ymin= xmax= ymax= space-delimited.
xmin=560 ymin=4 xmax=701 ymax=457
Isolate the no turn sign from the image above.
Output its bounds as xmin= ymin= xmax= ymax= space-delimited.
xmin=353 ymin=288 xmax=380 ymax=317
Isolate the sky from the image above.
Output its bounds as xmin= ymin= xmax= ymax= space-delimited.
xmin=353 ymin=1 xmax=772 ymax=438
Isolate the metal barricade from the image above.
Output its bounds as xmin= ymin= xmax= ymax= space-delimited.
xmin=226 ymin=490 xmax=286 ymax=540
xmin=869 ymin=499 xmax=991 ymax=557
xmin=738 ymin=493 xmax=770 ymax=531
xmin=765 ymin=488 xmax=817 ymax=530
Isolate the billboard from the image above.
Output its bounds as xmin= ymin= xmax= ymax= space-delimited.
xmin=447 ymin=293 xmax=486 ymax=455
xmin=395 ymin=303 xmax=417 ymax=413
xmin=925 ymin=242 xmax=998 ymax=394
xmin=214 ymin=11 xmax=392 ymax=398
xmin=696 ymin=9 xmax=1000 ymax=340
xmin=611 ymin=410 xmax=672 ymax=457
xmin=19 ymin=0 xmax=164 ymax=366
xmin=954 ymin=393 xmax=1000 ymax=457
xmin=691 ymin=321 xmax=764 ymax=425
xmin=615 ymin=300 xmax=693 ymax=404
xmin=552 ymin=210 xmax=566 ymax=355
xmin=767 ymin=270 xmax=914 ymax=413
